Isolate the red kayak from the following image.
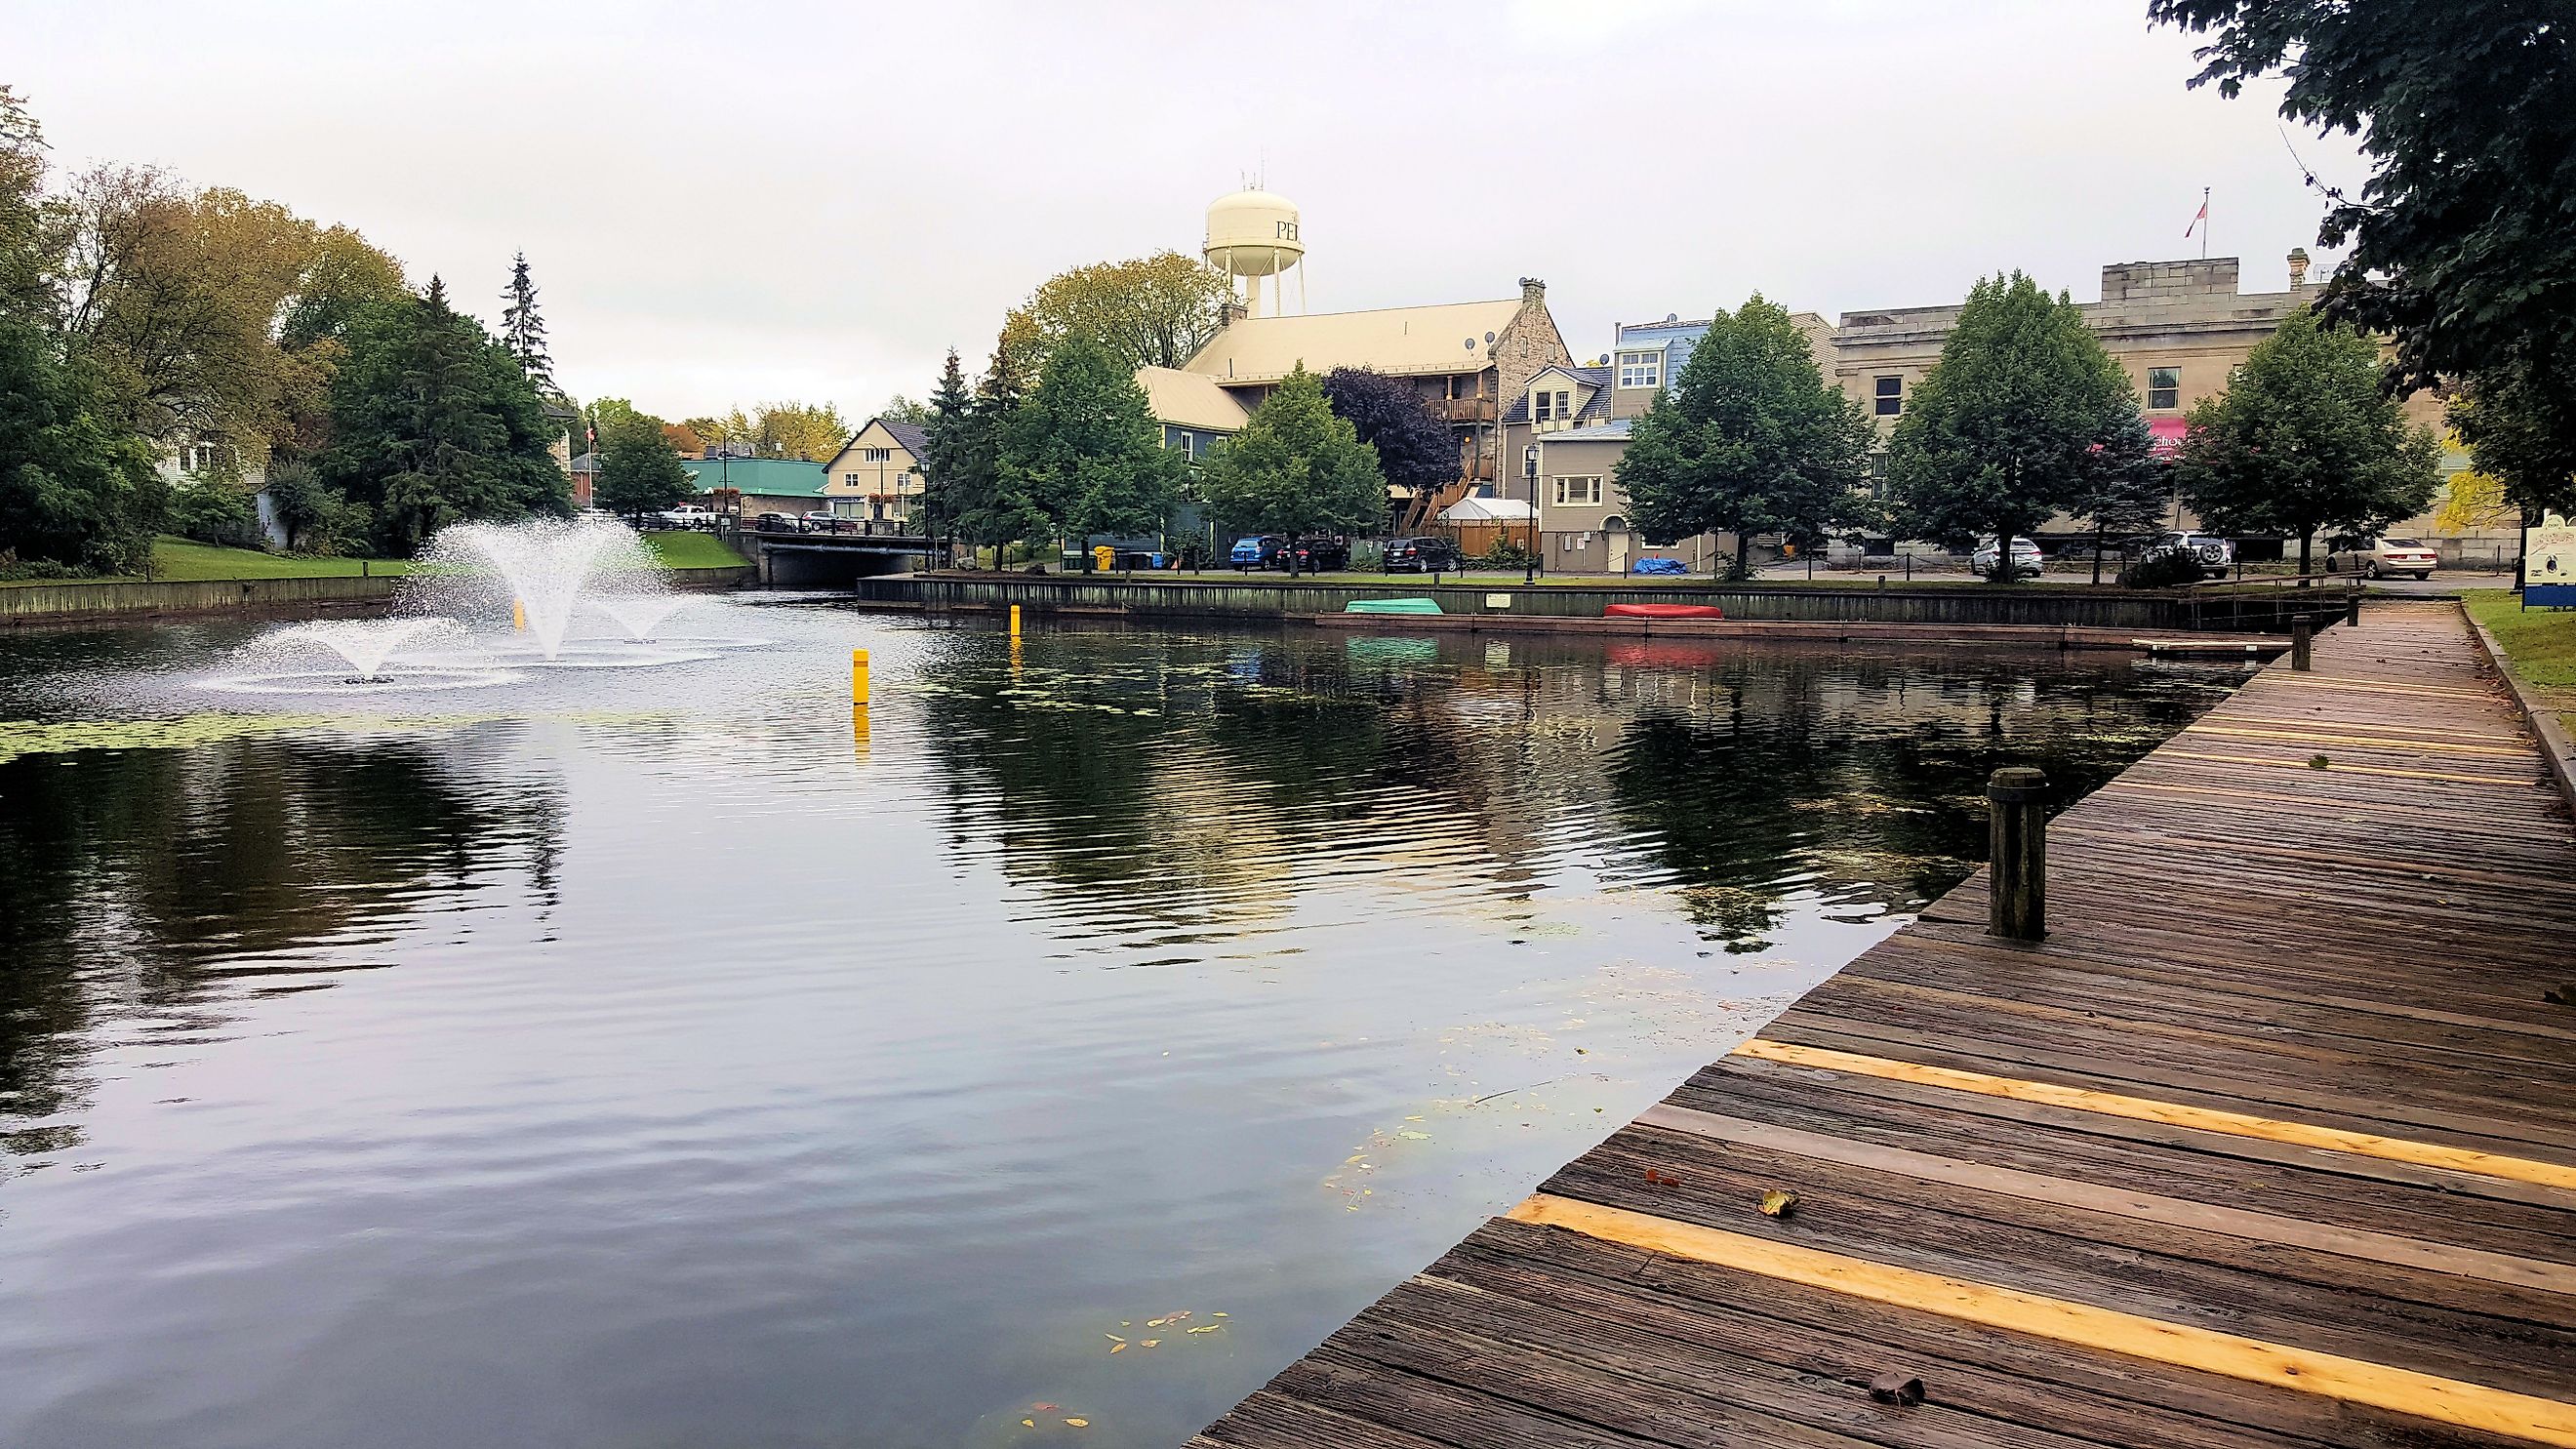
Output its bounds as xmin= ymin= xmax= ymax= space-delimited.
xmin=1604 ymin=602 xmax=1725 ymax=620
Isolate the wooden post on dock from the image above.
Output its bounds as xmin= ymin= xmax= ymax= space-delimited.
xmin=1987 ymin=768 xmax=2047 ymax=941
xmin=2291 ymin=614 xmax=2314 ymax=671
xmin=2346 ymin=584 xmax=2362 ymax=628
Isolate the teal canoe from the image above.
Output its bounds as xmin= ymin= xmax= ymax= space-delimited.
xmin=1345 ymin=597 xmax=1443 ymax=615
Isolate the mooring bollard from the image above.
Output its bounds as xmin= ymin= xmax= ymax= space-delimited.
xmin=2291 ymin=614 xmax=2314 ymax=671
xmin=2346 ymin=584 xmax=2362 ymax=628
xmin=1986 ymin=767 xmax=2047 ymax=942
xmin=851 ymin=648 xmax=869 ymax=704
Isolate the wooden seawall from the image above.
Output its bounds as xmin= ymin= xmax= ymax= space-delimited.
xmin=1193 ymin=601 xmax=2576 ymax=1449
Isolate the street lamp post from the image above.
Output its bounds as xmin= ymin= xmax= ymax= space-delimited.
xmin=1523 ymin=443 xmax=1541 ymax=586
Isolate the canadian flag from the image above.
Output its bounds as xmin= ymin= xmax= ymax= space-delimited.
xmin=2185 ymin=199 xmax=2209 ymax=238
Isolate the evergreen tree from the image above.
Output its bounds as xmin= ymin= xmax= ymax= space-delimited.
xmin=936 ymin=334 xmax=1031 ymax=557
xmin=499 ymin=252 xmax=556 ymax=396
xmin=2176 ymin=309 xmax=2441 ymax=575
xmin=1319 ymin=367 xmax=1451 ymax=517
xmin=916 ymin=348 xmax=976 ymax=547
xmin=594 ymin=417 xmax=696 ymax=515
xmin=996 ymin=336 xmax=1182 ymax=558
xmin=1885 ymin=272 xmax=2145 ymax=584
xmin=2069 ymin=412 xmax=2172 ymax=584
xmin=1615 ymin=295 xmax=1875 ymax=580
xmin=321 ymin=275 xmax=572 ymax=553
xmin=1201 ymin=364 xmax=1386 ymax=575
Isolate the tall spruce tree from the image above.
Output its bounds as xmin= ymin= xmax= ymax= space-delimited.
xmin=1615 ymin=295 xmax=1875 ymax=580
xmin=2175 ymin=309 xmax=2441 ymax=576
xmin=1885 ymin=272 xmax=2145 ymax=584
xmin=1201 ymin=364 xmax=1386 ymax=575
xmin=916 ymin=348 xmax=976 ymax=550
xmin=499 ymin=252 xmax=556 ymax=396
xmin=322 ymin=275 xmax=572 ymax=552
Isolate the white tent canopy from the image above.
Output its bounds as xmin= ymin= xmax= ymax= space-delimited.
xmin=1438 ymin=496 xmax=1535 ymax=523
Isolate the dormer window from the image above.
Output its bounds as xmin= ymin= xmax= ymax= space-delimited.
xmin=1617 ymin=351 xmax=1661 ymax=389
xmin=1534 ymin=389 xmax=1554 ymax=423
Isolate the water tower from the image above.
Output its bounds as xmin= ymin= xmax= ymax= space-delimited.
xmin=1204 ymin=188 xmax=1305 ymax=317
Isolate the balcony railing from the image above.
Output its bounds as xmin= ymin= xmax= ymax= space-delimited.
xmin=1432 ymin=397 xmax=1496 ymax=423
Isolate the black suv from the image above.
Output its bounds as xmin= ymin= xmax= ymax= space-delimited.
xmin=1290 ymin=537 xmax=1350 ymax=572
xmin=1381 ymin=536 xmax=1462 ymax=573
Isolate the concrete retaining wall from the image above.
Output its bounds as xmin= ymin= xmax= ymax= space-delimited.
xmin=1 ymin=564 xmax=750 ymax=626
xmin=854 ymin=574 xmax=2347 ymax=634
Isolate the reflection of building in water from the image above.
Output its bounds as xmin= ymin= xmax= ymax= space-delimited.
xmin=915 ymin=632 xmax=2234 ymax=952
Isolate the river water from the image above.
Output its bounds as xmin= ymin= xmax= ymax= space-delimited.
xmin=0 ymin=599 xmax=2249 ymax=1448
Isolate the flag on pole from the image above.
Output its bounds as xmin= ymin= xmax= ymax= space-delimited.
xmin=585 ymin=420 xmax=595 ymax=451
xmin=2185 ymin=198 xmax=2208 ymax=237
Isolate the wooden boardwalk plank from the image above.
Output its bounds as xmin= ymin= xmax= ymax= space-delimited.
xmin=1196 ymin=603 xmax=2576 ymax=1448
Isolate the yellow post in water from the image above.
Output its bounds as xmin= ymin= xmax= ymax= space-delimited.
xmin=851 ymin=648 xmax=870 ymax=704
xmin=1008 ymin=604 xmax=1023 ymax=638
xmin=511 ymin=598 xmax=526 ymax=631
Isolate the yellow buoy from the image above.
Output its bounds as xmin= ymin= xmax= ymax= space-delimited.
xmin=851 ymin=648 xmax=870 ymax=704
xmin=1008 ymin=604 xmax=1023 ymax=638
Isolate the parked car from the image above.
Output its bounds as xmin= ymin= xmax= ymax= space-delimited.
xmin=1970 ymin=536 xmax=2045 ymax=579
xmin=1290 ymin=537 xmax=1350 ymax=572
xmin=2326 ymin=535 xmax=2438 ymax=581
xmin=656 ymin=503 xmax=717 ymax=529
xmin=1380 ymin=536 xmax=1462 ymax=573
xmin=2141 ymin=530 xmax=2235 ymax=579
xmin=752 ymin=511 xmax=799 ymax=531
xmin=1630 ymin=555 xmax=1688 ymax=576
xmin=1229 ymin=535 xmax=1287 ymax=571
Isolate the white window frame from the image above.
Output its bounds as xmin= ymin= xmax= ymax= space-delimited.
xmin=1552 ymin=475 xmax=1603 ymax=506
xmin=2147 ymin=367 xmax=2181 ymax=411
xmin=1617 ymin=352 xmax=1661 ymax=389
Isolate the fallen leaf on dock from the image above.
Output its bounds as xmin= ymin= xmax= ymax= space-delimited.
xmin=1760 ymin=1189 xmax=1799 ymax=1219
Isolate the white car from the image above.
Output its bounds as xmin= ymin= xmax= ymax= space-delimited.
xmin=657 ymin=503 xmax=717 ymax=529
xmin=1971 ymin=536 xmax=2044 ymax=579
xmin=2327 ymin=536 xmax=2439 ymax=581
xmin=2146 ymin=530 xmax=2235 ymax=579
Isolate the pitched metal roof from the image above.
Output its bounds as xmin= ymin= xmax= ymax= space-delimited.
xmin=1183 ymin=299 xmax=1527 ymax=383
xmin=679 ymin=457 xmax=830 ymax=498
xmin=1136 ymin=366 xmax=1250 ymax=431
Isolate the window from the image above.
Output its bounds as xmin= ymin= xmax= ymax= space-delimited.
xmin=2148 ymin=367 xmax=2181 ymax=411
xmin=843 ymin=472 xmax=862 ymax=487
xmin=1533 ymin=389 xmax=1554 ymax=423
xmin=1867 ymin=452 xmax=1890 ymax=499
xmin=1554 ymin=389 xmax=1571 ymax=421
xmin=1874 ymin=377 xmax=1903 ymax=416
xmin=1552 ymin=475 xmax=1603 ymax=506
xmin=863 ymin=447 xmax=893 ymax=463
xmin=1617 ymin=351 xmax=1661 ymax=389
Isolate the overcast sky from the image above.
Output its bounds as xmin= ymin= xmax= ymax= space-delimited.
xmin=18 ymin=1 xmax=2365 ymax=422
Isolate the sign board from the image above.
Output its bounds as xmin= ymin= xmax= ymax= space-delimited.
xmin=1485 ymin=593 xmax=1513 ymax=610
xmin=2531 ymin=513 xmax=2576 ymax=608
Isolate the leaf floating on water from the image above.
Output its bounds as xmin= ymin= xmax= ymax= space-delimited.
xmin=1141 ymin=1339 xmax=1161 ymax=1348
xmin=1104 ymin=1333 xmax=1125 ymax=1343
xmin=1108 ymin=1343 xmax=1126 ymax=1354
xmin=1034 ymin=1402 xmax=1059 ymax=1412
xmin=1213 ymin=1311 xmax=1228 ymax=1317
xmin=1760 ymin=1189 xmax=1799 ymax=1219
xmin=1187 ymin=1324 xmax=1224 ymax=1334
xmin=1022 ymin=1419 xmax=1035 ymax=1429
xmin=1065 ymin=1418 xmax=1090 ymax=1428
xmin=1396 ymin=1130 xmax=1431 ymax=1141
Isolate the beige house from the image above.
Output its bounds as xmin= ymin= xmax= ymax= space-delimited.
xmin=821 ymin=418 xmax=933 ymax=524
xmin=1180 ymin=278 xmax=1571 ymax=528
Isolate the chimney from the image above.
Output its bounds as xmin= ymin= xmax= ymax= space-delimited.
xmin=1519 ymin=276 xmax=1547 ymax=306
xmin=2286 ymin=248 xmax=2311 ymax=293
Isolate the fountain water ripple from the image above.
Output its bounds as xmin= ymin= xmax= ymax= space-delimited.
xmin=259 ymin=618 xmax=464 ymax=681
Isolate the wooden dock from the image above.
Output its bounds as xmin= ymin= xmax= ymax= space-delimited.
xmin=1193 ymin=601 xmax=2576 ymax=1449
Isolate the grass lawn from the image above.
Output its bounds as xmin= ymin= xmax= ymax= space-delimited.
xmin=640 ymin=531 xmax=747 ymax=569
xmin=2465 ymin=590 xmax=2576 ymax=691
xmin=150 ymin=538 xmax=414 ymax=581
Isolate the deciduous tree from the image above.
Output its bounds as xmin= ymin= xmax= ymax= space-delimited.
xmin=595 ymin=416 xmax=696 ymax=515
xmin=1009 ymin=253 xmax=1232 ymax=372
xmin=2447 ymin=356 xmax=2576 ymax=531
xmin=2150 ymin=0 xmax=2576 ymax=509
xmin=1201 ymin=364 xmax=1385 ymax=573
xmin=2175 ymin=309 xmax=2441 ymax=575
xmin=1320 ymin=367 xmax=1450 ymax=517
xmin=1885 ymin=272 xmax=2145 ymax=584
xmin=997 ymin=336 xmax=1182 ymax=553
xmin=0 ymin=313 xmax=162 ymax=573
xmin=1615 ymin=295 xmax=1875 ymax=580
